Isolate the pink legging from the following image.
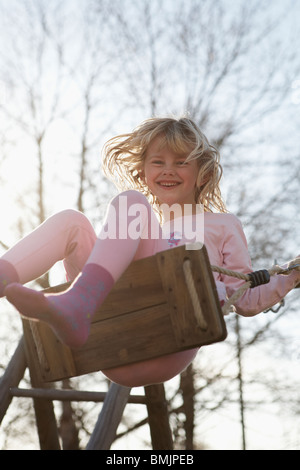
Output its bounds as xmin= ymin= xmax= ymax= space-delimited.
xmin=2 ymin=190 xmax=198 ymax=386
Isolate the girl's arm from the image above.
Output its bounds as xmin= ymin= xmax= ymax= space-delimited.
xmin=221 ymin=216 xmax=300 ymax=316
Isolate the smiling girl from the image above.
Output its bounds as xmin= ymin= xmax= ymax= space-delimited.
xmin=1 ymin=117 xmax=299 ymax=386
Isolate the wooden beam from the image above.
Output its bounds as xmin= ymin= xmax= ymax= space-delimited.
xmin=10 ymin=387 xmax=146 ymax=404
xmin=0 ymin=337 xmax=27 ymax=424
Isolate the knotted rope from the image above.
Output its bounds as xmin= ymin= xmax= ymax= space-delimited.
xmin=211 ymin=257 xmax=300 ymax=315
xmin=183 ymin=259 xmax=208 ymax=329
xmin=29 ymin=321 xmax=50 ymax=371
xmin=183 ymin=256 xmax=300 ymax=321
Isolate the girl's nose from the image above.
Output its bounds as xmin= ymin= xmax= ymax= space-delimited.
xmin=162 ymin=165 xmax=175 ymax=175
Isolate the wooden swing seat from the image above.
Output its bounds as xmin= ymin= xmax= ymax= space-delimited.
xmin=22 ymin=244 xmax=227 ymax=384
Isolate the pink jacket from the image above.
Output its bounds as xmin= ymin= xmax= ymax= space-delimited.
xmin=203 ymin=213 xmax=300 ymax=316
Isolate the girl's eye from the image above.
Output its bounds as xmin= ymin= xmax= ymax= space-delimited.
xmin=177 ymin=161 xmax=188 ymax=166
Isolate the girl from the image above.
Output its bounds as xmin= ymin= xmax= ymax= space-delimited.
xmin=1 ymin=117 xmax=299 ymax=387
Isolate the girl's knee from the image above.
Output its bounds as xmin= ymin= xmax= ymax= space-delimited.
xmin=47 ymin=210 xmax=96 ymax=247
xmin=53 ymin=209 xmax=91 ymax=229
xmin=110 ymin=190 xmax=150 ymax=208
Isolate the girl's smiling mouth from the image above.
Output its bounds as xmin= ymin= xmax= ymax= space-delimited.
xmin=156 ymin=180 xmax=181 ymax=188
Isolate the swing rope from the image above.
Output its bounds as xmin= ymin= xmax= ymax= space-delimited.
xmin=183 ymin=256 xmax=300 ymax=320
xmin=29 ymin=321 xmax=50 ymax=372
xmin=211 ymin=257 xmax=300 ymax=316
xmin=183 ymin=259 xmax=208 ymax=329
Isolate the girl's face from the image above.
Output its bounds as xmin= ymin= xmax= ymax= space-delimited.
xmin=141 ymin=137 xmax=199 ymax=209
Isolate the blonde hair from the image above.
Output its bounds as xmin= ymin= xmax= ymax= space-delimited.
xmin=102 ymin=116 xmax=227 ymax=214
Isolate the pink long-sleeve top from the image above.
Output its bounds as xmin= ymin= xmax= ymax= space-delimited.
xmin=203 ymin=213 xmax=300 ymax=316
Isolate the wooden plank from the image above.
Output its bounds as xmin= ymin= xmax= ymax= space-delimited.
xmin=157 ymin=249 xmax=198 ymax=345
xmin=157 ymin=245 xmax=227 ymax=347
xmin=22 ymin=320 xmax=45 ymax=384
xmin=23 ymin=319 xmax=76 ymax=383
xmin=96 ymin=254 xmax=165 ymax=320
xmin=35 ymin=322 xmax=76 ymax=378
xmin=73 ymin=304 xmax=175 ymax=376
xmin=44 ymin=256 xmax=165 ymax=320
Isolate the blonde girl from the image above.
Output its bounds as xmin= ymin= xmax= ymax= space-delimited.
xmin=1 ymin=117 xmax=299 ymax=386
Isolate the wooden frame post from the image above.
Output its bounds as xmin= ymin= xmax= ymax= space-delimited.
xmin=145 ymin=383 xmax=173 ymax=450
xmin=0 ymin=338 xmax=27 ymax=424
xmin=22 ymin=334 xmax=61 ymax=450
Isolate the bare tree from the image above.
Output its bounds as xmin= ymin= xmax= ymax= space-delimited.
xmin=0 ymin=0 xmax=299 ymax=450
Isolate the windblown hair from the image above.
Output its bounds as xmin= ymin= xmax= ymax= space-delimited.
xmin=102 ymin=116 xmax=227 ymax=214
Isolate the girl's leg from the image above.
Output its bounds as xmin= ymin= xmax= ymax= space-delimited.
xmin=4 ymin=191 xmax=165 ymax=348
xmin=0 ymin=209 xmax=97 ymax=289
